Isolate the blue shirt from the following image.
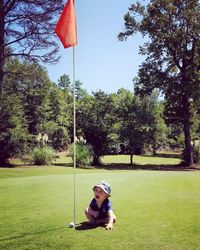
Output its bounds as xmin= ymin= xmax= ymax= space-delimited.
xmin=89 ymin=198 xmax=112 ymax=219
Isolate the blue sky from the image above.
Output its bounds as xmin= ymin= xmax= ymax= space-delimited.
xmin=46 ymin=0 xmax=147 ymax=94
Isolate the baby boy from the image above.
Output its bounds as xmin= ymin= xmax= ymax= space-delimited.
xmin=85 ymin=181 xmax=116 ymax=230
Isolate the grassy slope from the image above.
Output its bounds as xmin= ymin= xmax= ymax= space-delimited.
xmin=0 ymin=155 xmax=200 ymax=250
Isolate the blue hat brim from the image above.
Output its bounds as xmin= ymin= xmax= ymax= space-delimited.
xmin=93 ymin=184 xmax=111 ymax=197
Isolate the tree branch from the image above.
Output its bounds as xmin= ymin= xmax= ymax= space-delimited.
xmin=4 ymin=0 xmax=17 ymax=16
xmin=4 ymin=28 xmax=36 ymax=47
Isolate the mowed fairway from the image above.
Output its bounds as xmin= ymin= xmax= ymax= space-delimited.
xmin=0 ymin=157 xmax=200 ymax=249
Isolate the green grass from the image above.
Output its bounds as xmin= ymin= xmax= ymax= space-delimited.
xmin=10 ymin=151 xmax=182 ymax=168
xmin=102 ymin=153 xmax=181 ymax=165
xmin=0 ymin=155 xmax=200 ymax=250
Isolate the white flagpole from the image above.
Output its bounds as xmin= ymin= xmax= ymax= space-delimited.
xmin=73 ymin=45 xmax=76 ymax=229
xmin=55 ymin=0 xmax=78 ymax=230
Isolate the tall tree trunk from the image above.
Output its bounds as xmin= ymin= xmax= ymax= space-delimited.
xmin=0 ymin=55 xmax=3 ymax=108
xmin=182 ymin=93 xmax=193 ymax=166
xmin=130 ymin=154 xmax=133 ymax=165
xmin=0 ymin=0 xmax=4 ymax=108
xmin=92 ymin=155 xmax=101 ymax=166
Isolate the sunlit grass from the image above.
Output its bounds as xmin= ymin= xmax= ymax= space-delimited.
xmin=0 ymin=158 xmax=199 ymax=249
xmin=101 ymin=154 xmax=181 ymax=165
xmin=10 ymin=151 xmax=182 ymax=168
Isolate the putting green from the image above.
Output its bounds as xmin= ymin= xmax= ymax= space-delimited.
xmin=0 ymin=167 xmax=200 ymax=249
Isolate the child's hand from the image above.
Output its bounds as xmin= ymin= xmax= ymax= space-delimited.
xmin=105 ymin=223 xmax=113 ymax=230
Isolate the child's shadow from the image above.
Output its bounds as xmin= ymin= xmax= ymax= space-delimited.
xmin=75 ymin=221 xmax=104 ymax=230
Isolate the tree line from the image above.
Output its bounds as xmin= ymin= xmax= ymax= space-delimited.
xmin=0 ymin=57 xmax=199 ymax=166
xmin=0 ymin=0 xmax=200 ymax=166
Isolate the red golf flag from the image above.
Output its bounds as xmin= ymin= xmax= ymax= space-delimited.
xmin=55 ymin=0 xmax=77 ymax=48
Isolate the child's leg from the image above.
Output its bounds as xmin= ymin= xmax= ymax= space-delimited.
xmin=85 ymin=207 xmax=96 ymax=224
xmin=96 ymin=213 xmax=117 ymax=225
xmin=95 ymin=217 xmax=109 ymax=225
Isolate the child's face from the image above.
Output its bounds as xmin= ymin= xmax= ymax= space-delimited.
xmin=93 ymin=187 xmax=108 ymax=202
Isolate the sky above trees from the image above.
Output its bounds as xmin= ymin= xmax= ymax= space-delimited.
xmin=46 ymin=0 xmax=148 ymax=93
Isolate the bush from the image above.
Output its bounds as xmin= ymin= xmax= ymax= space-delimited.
xmin=69 ymin=142 xmax=93 ymax=167
xmin=33 ymin=146 xmax=54 ymax=165
xmin=193 ymin=144 xmax=200 ymax=164
xmin=182 ymin=144 xmax=200 ymax=165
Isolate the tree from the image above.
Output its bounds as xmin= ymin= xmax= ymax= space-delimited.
xmin=4 ymin=56 xmax=72 ymax=150
xmin=119 ymin=0 xmax=200 ymax=166
xmin=146 ymin=91 xmax=168 ymax=154
xmin=8 ymin=59 xmax=72 ymax=150
xmin=48 ymin=82 xmax=72 ymax=150
xmin=76 ymin=91 xmax=116 ymax=166
xmin=116 ymin=89 xmax=165 ymax=164
xmin=75 ymin=80 xmax=88 ymax=100
xmin=3 ymin=57 xmax=53 ymax=136
xmin=12 ymin=61 xmax=53 ymax=135
xmin=0 ymin=0 xmax=64 ymax=106
xmin=58 ymin=74 xmax=71 ymax=91
xmin=0 ymin=94 xmax=28 ymax=165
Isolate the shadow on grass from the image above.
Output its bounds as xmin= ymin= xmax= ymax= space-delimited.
xmin=53 ymin=159 xmax=200 ymax=171
xmin=7 ymin=161 xmax=199 ymax=171
xmin=53 ymin=163 xmax=73 ymax=167
xmin=53 ymin=163 xmax=94 ymax=170
xmin=96 ymin=163 xmax=200 ymax=171
xmin=0 ymin=223 xmax=103 ymax=241
xmin=6 ymin=153 xmax=199 ymax=171
xmin=143 ymin=153 xmax=181 ymax=159
xmin=75 ymin=221 xmax=105 ymax=231
xmin=0 ymin=226 xmax=67 ymax=242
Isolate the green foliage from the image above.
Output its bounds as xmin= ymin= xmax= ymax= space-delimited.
xmin=0 ymin=94 xmax=29 ymax=165
xmin=192 ymin=142 xmax=200 ymax=164
xmin=58 ymin=74 xmax=71 ymax=91
xmin=1 ymin=56 xmax=198 ymax=168
xmin=69 ymin=141 xmax=93 ymax=167
xmin=33 ymin=146 xmax=54 ymax=166
xmin=51 ymin=126 xmax=70 ymax=151
xmin=146 ymin=92 xmax=168 ymax=152
xmin=106 ymin=133 xmax=121 ymax=154
xmin=1 ymin=59 xmax=72 ymax=164
xmin=48 ymin=83 xmax=72 ymax=150
xmin=191 ymin=110 xmax=200 ymax=141
xmin=119 ymin=0 xmax=200 ymax=165
xmin=76 ymin=91 xmax=117 ymax=165
xmin=116 ymin=89 xmax=167 ymax=162
xmin=5 ymin=59 xmax=53 ymax=135
xmin=75 ymin=80 xmax=88 ymax=100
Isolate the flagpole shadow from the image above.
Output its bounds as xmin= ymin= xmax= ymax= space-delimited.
xmin=0 ymin=226 xmax=67 ymax=242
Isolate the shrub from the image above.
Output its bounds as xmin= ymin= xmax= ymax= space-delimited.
xmin=193 ymin=144 xmax=200 ymax=164
xmin=33 ymin=146 xmax=54 ymax=165
xmin=182 ymin=144 xmax=200 ymax=165
xmin=69 ymin=142 xmax=93 ymax=167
